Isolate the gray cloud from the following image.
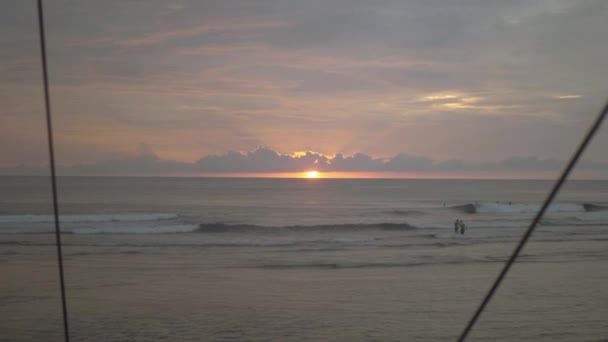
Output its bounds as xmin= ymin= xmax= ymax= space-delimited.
xmin=2 ymin=148 xmax=606 ymax=178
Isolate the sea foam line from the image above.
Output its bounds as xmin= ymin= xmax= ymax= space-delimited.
xmin=451 ymin=202 xmax=608 ymax=214
xmin=0 ymin=213 xmax=178 ymax=224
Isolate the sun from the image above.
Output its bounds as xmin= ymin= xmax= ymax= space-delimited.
xmin=306 ymin=171 xmax=319 ymax=178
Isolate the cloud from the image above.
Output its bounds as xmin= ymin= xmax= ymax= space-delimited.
xmin=1 ymin=0 xmax=608 ymax=170
xmin=2 ymin=147 xmax=607 ymax=178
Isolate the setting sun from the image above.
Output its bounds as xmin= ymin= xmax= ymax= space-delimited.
xmin=306 ymin=171 xmax=319 ymax=178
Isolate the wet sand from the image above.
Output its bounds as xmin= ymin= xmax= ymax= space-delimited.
xmin=2 ymin=237 xmax=607 ymax=341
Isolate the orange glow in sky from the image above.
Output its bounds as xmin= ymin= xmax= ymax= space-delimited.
xmin=160 ymin=171 xmax=547 ymax=179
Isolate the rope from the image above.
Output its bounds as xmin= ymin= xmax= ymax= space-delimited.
xmin=37 ymin=1 xmax=70 ymax=341
xmin=457 ymin=99 xmax=608 ymax=341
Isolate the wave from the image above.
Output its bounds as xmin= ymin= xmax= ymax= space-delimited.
xmin=541 ymin=211 xmax=608 ymax=226
xmin=195 ymin=222 xmax=416 ymax=232
xmin=0 ymin=221 xmax=415 ymax=235
xmin=0 ymin=240 xmax=300 ymax=247
xmin=450 ymin=204 xmax=477 ymax=214
xmin=415 ymin=220 xmax=531 ymax=230
xmin=0 ymin=213 xmax=178 ymax=224
xmin=385 ymin=210 xmax=426 ymax=216
xmin=246 ymin=257 xmax=508 ymax=270
xmin=72 ymin=225 xmax=197 ymax=234
xmin=1 ymin=211 xmax=606 ymax=235
xmin=0 ymin=224 xmax=198 ymax=234
xmin=450 ymin=202 xmax=608 ymax=214
xmin=583 ymin=204 xmax=608 ymax=212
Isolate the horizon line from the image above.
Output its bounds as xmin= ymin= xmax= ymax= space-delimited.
xmin=1 ymin=172 xmax=607 ymax=181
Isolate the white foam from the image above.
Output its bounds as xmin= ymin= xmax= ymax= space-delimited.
xmin=0 ymin=213 xmax=178 ymax=224
xmin=415 ymin=223 xmax=453 ymax=229
xmin=0 ymin=226 xmax=56 ymax=234
xmin=416 ymin=220 xmax=528 ymax=230
xmin=475 ymin=202 xmax=584 ymax=214
xmin=542 ymin=211 xmax=608 ymax=226
xmin=577 ymin=211 xmax=608 ymax=221
xmin=72 ymin=224 xmax=197 ymax=234
xmin=0 ymin=223 xmax=197 ymax=234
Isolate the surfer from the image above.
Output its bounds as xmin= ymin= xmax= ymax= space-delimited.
xmin=454 ymin=219 xmax=460 ymax=233
xmin=460 ymin=221 xmax=466 ymax=235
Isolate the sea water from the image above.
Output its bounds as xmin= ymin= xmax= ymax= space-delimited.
xmin=1 ymin=177 xmax=607 ymax=341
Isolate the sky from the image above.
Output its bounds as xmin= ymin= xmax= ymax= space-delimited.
xmin=1 ymin=0 xmax=607 ymax=178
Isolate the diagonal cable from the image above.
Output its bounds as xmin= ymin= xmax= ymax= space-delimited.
xmin=37 ymin=0 xmax=70 ymax=341
xmin=458 ymin=99 xmax=608 ymax=342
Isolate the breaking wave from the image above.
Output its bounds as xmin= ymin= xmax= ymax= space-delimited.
xmin=0 ymin=219 xmax=415 ymax=235
xmin=385 ymin=210 xmax=426 ymax=216
xmin=541 ymin=211 xmax=608 ymax=226
xmin=450 ymin=202 xmax=608 ymax=214
xmin=0 ymin=224 xmax=199 ymax=234
xmin=72 ymin=225 xmax=198 ymax=234
xmin=0 ymin=213 xmax=178 ymax=224
xmin=0 ymin=213 xmax=187 ymax=234
xmin=583 ymin=204 xmax=608 ymax=212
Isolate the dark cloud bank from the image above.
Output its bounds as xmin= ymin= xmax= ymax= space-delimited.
xmin=4 ymin=148 xmax=607 ymax=178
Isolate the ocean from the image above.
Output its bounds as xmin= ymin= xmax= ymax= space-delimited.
xmin=1 ymin=177 xmax=607 ymax=341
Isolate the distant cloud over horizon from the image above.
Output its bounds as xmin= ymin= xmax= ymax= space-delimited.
xmin=3 ymin=148 xmax=607 ymax=179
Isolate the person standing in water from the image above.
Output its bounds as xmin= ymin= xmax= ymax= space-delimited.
xmin=460 ymin=221 xmax=466 ymax=235
xmin=454 ymin=219 xmax=460 ymax=233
